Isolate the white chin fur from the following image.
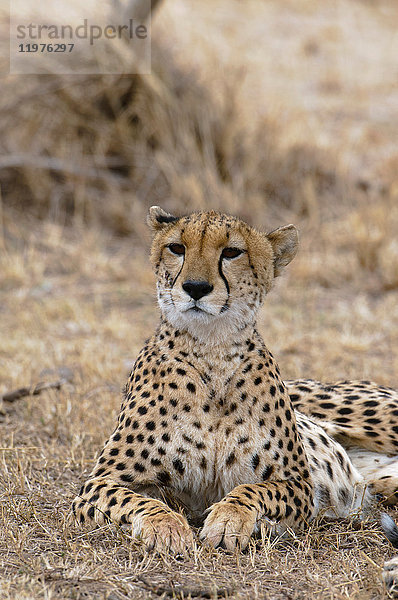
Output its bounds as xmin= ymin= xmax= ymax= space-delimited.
xmin=158 ymin=293 xmax=257 ymax=345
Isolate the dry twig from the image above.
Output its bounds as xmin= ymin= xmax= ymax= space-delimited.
xmin=2 ymin=380 xmax=67 ymax=403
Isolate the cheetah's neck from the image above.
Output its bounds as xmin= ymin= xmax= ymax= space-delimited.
xmin=156 ymin=317 xmax=262 ymax=385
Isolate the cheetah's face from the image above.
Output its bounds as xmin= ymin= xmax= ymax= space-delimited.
xmin=148 ymin=207 xmax=298 ymax=343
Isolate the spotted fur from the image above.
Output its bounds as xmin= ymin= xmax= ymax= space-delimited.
xmin=72 ymin=207 xmax=398 ymax=557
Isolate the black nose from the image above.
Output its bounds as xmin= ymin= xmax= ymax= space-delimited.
xmin=182 ymin=280 xmax=214 ymax=301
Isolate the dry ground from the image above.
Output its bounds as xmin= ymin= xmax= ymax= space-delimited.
xmin=1 ymin=0 xmax=398 ymax=598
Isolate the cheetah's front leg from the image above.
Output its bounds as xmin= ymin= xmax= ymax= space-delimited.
xmin=72 ymin=476 xmax=194 ymax=553
xmin=200 ymin=478 xmax=314 ymax=551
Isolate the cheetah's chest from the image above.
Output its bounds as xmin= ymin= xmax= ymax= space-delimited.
xmin=161 ymin=399 xmax=281 ymax=518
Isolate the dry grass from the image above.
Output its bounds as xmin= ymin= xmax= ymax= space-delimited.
xmin=1 ymin=0 xmax=398 ymax=598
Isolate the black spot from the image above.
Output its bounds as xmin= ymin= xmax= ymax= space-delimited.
xmin=363 ymin=409 xmax=376 ymax=417
xmin=363 ymin=400 xmax=378 ymax=407
xmin=308 ymin=438 xmax=316 ymax=450
xmin=262 ymin=465 xmax=273 ymax=480
xmin=251 ymin=454 xmax=260 ymax=470
xmin=172 ymin=458 xmax=185 ymax=475
xmin=339 ymin=487 xmax=349 ymax=503
xmin=226 ymin=452 xmax=236 ymax=466
xmin=325 ymin=462 xmax=334 ymax=480
xmin=134 ymin=463 xmax=146 ymax=473
xmin=157 ymin=471 xmax=171 ymax=485
xmin=319 ymin=402 xmax=335 ymax=409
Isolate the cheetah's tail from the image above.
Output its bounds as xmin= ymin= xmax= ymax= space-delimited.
xmin=381 ymin=513 xmax=398 ymax=549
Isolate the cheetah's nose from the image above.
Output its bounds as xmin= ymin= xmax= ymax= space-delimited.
xmin=182 ymin=280 xmax=214 ymax=301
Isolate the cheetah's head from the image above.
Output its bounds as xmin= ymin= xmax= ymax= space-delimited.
xmin=148 ymin=207 xmax=298 ymax=344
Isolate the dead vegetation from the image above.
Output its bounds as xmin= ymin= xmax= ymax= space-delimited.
xmin=1 ymin=0 xmax=398 ymax=598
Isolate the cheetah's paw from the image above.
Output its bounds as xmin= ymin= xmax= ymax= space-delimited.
xmin=383 ymin=556 xmax=398 ymax=595
xmin=200 ymin=501 xmax=257 ymax=551
xmin=135 ymin=509 xmax=194 ymax=554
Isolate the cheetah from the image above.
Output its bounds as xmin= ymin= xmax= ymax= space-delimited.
xmin=73 ymin=207 xmax=398 ymax=577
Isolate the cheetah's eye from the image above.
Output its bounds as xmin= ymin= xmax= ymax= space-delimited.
xmin=168 ymin=243 xmax=185 ymax=256
xmin=221 ymin=247 xmax=244 ymax=259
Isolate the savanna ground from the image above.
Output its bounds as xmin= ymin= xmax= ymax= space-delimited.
xmin=1 ymin=0 xmax=398 ymax=598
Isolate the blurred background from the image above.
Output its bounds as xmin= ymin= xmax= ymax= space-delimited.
xmin=1 ymin=2 xmax=398 ymax=597
xmin=1 ymin=0 xmax=398 ymax=386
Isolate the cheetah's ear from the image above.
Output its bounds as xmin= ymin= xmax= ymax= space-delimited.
xmin=147 ymin=206 xmax=179 ymax=231
xmin=266 ymin=224 xmax=299 ymax=277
